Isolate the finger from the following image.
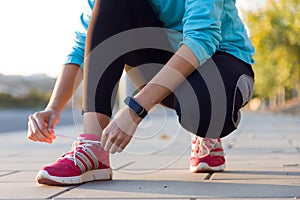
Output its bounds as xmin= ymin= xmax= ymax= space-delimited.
xmin=47 ymin=114 xmax=58 ymax=132
xmin=118 ymin=137 xmax=132 ymax=153
xmin=101 ymin=129 xmax=109 ymax=150
xmin=104 ymin=139 xmax=113 ymax=152
xmin=27 ymin=120 xmax=32 ymax=136
xmin=110 ymin=135 xmax=124 ymax=154
xmin=117 ymin=147 xmax=122 ymax=153
xmin=33 ymin=113 xmax=53 ymax=140
xmin=29 ymin=115 xmax=52 ymax=143
xmin=109 ymin=143 xmax=119 ymax=154
xmin=27 ymin=134 xmax=38 ymax=142
xmin=47 ymin=129 xmax=56 ymax=140
xmin=42 ymin=129 xmax=55 ymax=141
xmin=28 ymin=115 xmax=45 ymax=141
xmin=117 ymin=145 xmax=125 ymax=153
xmin=27 ymin=123 xmax=38 ymax=142
xmin=28 ymin=135 xmax=38 ymax=142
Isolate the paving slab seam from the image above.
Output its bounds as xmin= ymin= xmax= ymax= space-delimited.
xmin=46 ymin=185 xmax=80 ymax=199
xmin=52 ymin=198 xmax=206 ymax=200
xmin=51 ymin=198 xmax=227 ymax=200
xmin=204 ymin=173 xmax=214 ymax=180
xmin=192 ymin=198 xmax=299 ymax=200
xmin=112 ymin=168 xmax=188 ymax=171
xmin=113 ymin=161 xmax=136 ymax=171
xmin=2 ymin=198 xmax=47 ymax=200
xmin=51 ymin=196 xmax=300 ymax=199
xmin=0 ymin=171 xmax=19 ymax=177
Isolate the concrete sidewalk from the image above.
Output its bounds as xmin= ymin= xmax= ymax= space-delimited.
xmin=0 ymin=111 xmax=299 ymax=199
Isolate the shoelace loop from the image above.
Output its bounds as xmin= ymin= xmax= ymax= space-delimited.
xmin=73 ymin=137 xmax=101 ymax=166
xmin=193 ymin=137 xmax=218 ymax=159
xmin=56 ymin=134 xmax=101 ymax=166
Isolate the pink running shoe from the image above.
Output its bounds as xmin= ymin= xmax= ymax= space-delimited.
xmin=190 ymin=136 xmax=226 ymax=173
xmin=36 ymin=134 xmax=112 ymax=185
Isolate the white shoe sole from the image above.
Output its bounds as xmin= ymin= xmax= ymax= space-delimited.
xmin=190 ymin=162 xmax=225 ymax=173
xmin=36 ymin=168 xmax=112 ymax=185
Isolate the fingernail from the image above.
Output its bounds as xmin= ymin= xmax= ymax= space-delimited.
xmin=48 ymin=129 xmax=54 ymax=134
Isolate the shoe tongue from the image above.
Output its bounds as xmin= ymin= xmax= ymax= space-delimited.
xmin=79 ymin=134 xmax=100 ymax=141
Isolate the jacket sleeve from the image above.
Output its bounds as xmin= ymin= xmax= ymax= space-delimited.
xmin=64 ymin=0 xmax=94 ymax=68
xmin=180 ymin=0 xmax=224 ymax=65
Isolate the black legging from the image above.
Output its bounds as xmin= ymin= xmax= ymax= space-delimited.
xmin=83 ymin=0 xmax=172 ymax=116
xmin=83 ymin=0 xmax=255 ymax=138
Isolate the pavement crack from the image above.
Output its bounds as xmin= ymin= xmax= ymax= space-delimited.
xmin=204 ymin=172 xmax=214 ymax=180
xmin=0 ymin=170 xmax=19 ymax=177
xmin=46 ymin=185 xmax=79 ymax=199
xmin=113 ymin=161 xmax=136 ymax=171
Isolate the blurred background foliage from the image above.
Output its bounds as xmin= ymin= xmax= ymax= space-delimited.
xmin=0 ymin=90 xmax=50 ymax=109
xmin=246 ymin=0 xmax=300 ymax=109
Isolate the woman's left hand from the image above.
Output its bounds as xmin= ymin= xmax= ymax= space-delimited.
xmin=101 ymin=106 xmax=142 ymax=153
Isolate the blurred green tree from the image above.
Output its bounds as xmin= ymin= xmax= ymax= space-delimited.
xmin=0 ymin=90 xmax=49 ymax=109
xmin=246 ymin=0 xmax=300 ymax=101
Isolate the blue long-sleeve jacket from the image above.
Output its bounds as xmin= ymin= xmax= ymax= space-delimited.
xmin=65 ymin=0 xmax=255 ymax=67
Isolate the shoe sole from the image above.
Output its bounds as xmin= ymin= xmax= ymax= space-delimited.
xmin=190 ymin=162 xmax=225 ymax=173
xmin=36 ymin=168 xmax=112 ymax=186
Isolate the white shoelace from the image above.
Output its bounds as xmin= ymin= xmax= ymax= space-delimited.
xmin=198 ymin=139 xmax=210 ymax=158
xmin=56 ymin=134 xmax=101 ymax=166
xmin=193 ymin=137 xmax=215 ymax=159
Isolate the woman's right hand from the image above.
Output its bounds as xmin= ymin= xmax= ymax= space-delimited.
xmin=27 ymin=108 xmax=60 ymax=144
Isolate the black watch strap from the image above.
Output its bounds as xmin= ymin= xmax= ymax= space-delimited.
xmin=124 ymin=96 xmax=148 ymax=119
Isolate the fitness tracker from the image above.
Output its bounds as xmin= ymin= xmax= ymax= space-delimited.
xmin=124 ymin=96 xmax=148 ymax=119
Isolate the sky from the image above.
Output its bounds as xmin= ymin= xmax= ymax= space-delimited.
xmin=0 ymin=0 xmax=264 ymax=77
